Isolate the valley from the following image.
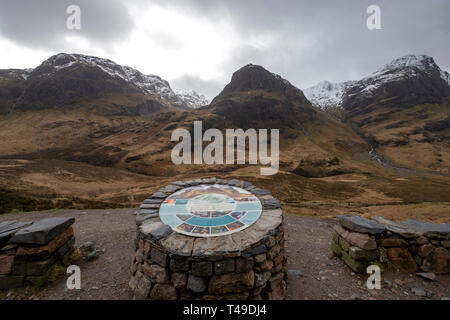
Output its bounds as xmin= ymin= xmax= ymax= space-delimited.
xmin=0 ymin=53 xmax=448 ymax=222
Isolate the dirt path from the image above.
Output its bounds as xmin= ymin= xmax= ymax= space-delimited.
xmin=0 ymin=209 xmax=448 ymax=300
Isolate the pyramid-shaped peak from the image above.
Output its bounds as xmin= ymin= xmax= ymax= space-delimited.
xmin=374 ymin=54 xmax=439 ymax=75
xmin=214 ymin=63 xmax=305 ymax=101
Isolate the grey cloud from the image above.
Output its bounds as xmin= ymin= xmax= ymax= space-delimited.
xmin=146 ymin=30 xmax=184 ymax=51
xmin=171 ymin=74 xmax=224 ymax=100
xmin=152 ymin=0 xmax=450 ymax=89
xmin=0 ymin=0 xmax=134 ymax=52
xmin=1 ymin=0 xmax=449 ymax=96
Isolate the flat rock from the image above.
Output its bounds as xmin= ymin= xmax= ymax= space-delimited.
xmin=161 ymin=232 xmax=194 ymax=256
xmin=10 ymin=217 xmax=75 ymax=245
xmin=227 ymin=179 xmax=241 ymax=186
xmin=143 ymin=198 xmax=163 ymax=204
xmin=401 ymin=220 xmax=450 ymax=240
xmin=0 ymin=221 xmax=33 ymax=244
xmin=371 ymin=216 xmax=421 ymax=238
xmin=242 ymin=181 xmax=252 ymax=188
xmin=251 ymin=188 xmax=271 ymax=196
xmin=411 ymin=287 xmax=427 ymax=297
xmin=342 ymin=230 xmax=377 ymax=250
xmin=151 ymin=191 xmax=167 ymax=199
xmin=416 ymin=272 xmax=436 ymax=281
xmin=139 ymin=209 xmax=158 ymax=215
xmin=0 ymin=221 xmax=33 ymax=234
xmin=140 ymin=203 xmax=160 ymax=209
xmin=231 ymin=229 xmax=267 ymax=251
xmin=338 ymin=215 xmax=385 ymax=235
xmin=192 ymin=235 xmax=238 ymax=256
xmin=160 ymin=184 xmax=182 ymax=194
xmin=16 ymin=227 xmax=74 ymax=257
xmin=261 ymin=197 xmax=281 ymax=209
xmin=136 ymin=211 xmax=158 ymax=226
xmin=140 ymin=221 xmax=172 ymax=240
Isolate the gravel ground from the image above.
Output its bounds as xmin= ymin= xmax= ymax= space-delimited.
xmin=0 ymin=209 xmax=449 ymax=300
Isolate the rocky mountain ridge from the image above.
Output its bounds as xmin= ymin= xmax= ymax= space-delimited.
xmin=305 ymin=54 xmax=450 ymax=113
xmin=0 ymin=53 xmax=208 ymax=114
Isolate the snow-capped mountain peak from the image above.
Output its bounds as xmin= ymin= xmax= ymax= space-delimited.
xmin=304 ymin=54 xmax=450 ymax=110
xmin=174 ymin=90 xmax=209 ymax=109
xmin=373 ymin=54 xmax=436 ymax=76
xmin=37 ymin=53 xmax=207 ymax=109
xmin=303 ymin=80 xmax=355 ymax=110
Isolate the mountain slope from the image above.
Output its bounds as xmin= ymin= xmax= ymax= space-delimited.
xmin=305 ymin=54 xmax=450 ymax=174
xmin=207 ymin=64 xmax=317 ymax=131
xmin=305 ymin=54 xmax=450 ymax=113
xmin=175 ymin=90 xmax=209 ymax=109
xmin=0 ymin=58 xmax=449 ymax=216
xmin=0 ymin=53 xmax=207 ymax=115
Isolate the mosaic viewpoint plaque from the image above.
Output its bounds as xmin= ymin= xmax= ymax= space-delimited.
xmin=159 ymin=184 xmax=262 ymax=237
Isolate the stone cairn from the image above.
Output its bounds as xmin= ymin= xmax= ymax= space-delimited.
xmin=0 ymin=217 xmax=75 ymax=290
xmin=331 ymin=215 xmax=450 ymax=274
xmin=129 ymin=177 xmax=287 ymax=300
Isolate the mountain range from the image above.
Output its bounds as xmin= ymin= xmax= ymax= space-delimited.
xmin=0 ymin=53 xmax=448 ymax=220
xmin=0 ymin=53 xmax=209 ymax=116
xmin=304 ymin=54 xmax=450 ymax=112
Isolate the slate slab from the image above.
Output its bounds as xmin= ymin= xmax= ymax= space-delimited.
xmin=371 ymin=216 xmax=421 ymax=238
xmin=10 ymin=217 xmax=75 ymax=245
xmin=0 ymin=221 xmax=33 ymax=234
xmin=227 ymin=179 xmax=241 ymax=186
xmin=160 ymin=184 xmax=182 ymax=194
xmin=143 ymin=198 xmax=163 ymax=204
xmin=261 ymin=197 xmax=281 ymax=209
xmin=251 ymin=188 xmax=271 ymax=196
xmin=172 ymin=181 xmax=186 ymax=187
xmin=136 ymin=212 xmax=158 ymax=226
xmin=140 ymin=203 xmax=160 ymax=209
xmin=140 ymin=221 xmax=172 ymax=240
xmin=151 ymin=191 xmax=167 ymax=199
xmin=338 ymin=215 xmax=385 ymax=235
xmin=401 ymin=220 xmax=450 ymax=240
xmin=0 ymin=221 xmax=33 ymax=245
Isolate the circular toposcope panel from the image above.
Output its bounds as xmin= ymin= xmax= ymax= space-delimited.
xmin=159 ymin=184 xmax=262 ymax=237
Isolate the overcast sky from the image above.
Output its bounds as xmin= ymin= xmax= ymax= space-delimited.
xmin=0 ymin=0 xmax=449 ymax=99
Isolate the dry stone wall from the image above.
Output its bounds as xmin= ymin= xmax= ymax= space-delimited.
xmin=129 ymin=177 xmax=287 ymax=300
xmin=0 ymin=217 xmax=75 ymax=289
xmin=332 ymin=215 xmax=450 ymax=274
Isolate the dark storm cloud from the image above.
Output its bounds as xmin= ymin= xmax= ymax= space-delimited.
xmin=0 ymin=0 xmax=134 ymax=51
xmin=1 ymin=0 xmax=449 ymax=96
xmin=154 ymin=0 xmax=450 ymax=90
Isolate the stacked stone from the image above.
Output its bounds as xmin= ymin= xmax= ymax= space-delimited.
xmin=129 ymin=177 xmax=287 ymax=300
xmin=0 ymin=217 xmax=75 ymax=290
xmin=331 ymin=215 xmax=450 ymax=274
